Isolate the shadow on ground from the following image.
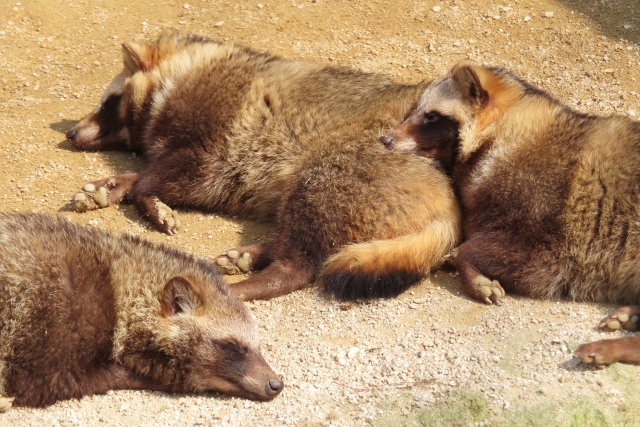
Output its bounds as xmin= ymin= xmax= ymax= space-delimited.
xmin=557 ymin=0 xmax=639 ymax=44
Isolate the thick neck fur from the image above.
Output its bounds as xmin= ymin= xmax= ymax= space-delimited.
xmin=459 ymin=90 xmax=563 ymax=164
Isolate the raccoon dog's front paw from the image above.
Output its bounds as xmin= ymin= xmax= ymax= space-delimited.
xmin=72 ymin=182 xmax=111 ymax=211
xmin=468 ymin=275 xmax=505 ymax=305
xmin=214 ymin=251 xmax=252 ymax=275
xmin=149 ymin=200 xmax=181 ymax=235
xmin=574 ymin=341 xmax=614 ymax=368
xmin=0 ymin=396 xmax=15 ymax=413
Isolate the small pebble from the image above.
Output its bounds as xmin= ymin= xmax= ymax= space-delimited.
xmin=214 ymin=21 xmax=224 ymax=27
xmin=543 ymin=11 xmax=554 ymax=18
xmin=214 ymin=409 xmax=229 ymax=420
xmin=347 ymin=347 xmax=359 ymax=358
xmin=431 ymin=5 xmax=441 ymax=12
xmin=183 ymin=3 xmax=190 ymax=9
xmin=327 ymin=409 xmax=340 ymax=421
xmin=524 ymin=16 xmax=531 ymax=22
xmin=257 ymin=3 xmax=263 ymax=8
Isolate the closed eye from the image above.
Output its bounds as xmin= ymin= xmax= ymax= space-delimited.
xmin=423 ymin=111 xmax=442 ymax=123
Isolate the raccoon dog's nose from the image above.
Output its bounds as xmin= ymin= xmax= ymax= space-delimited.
xmin=380 ymin=135 xmax=394 ymax=149
xmin=265 ymin=379 xmax=284 ymax=397
xmin=66 ymin=128 xmax=77 ymax=141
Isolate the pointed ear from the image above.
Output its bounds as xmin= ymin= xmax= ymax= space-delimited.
xmin=161 ymin=276 xmax=203 ymax=317
xmin=451 ymin=61 xmax=489 ymax=108
xmin=122 ymin=42 xmax=153 ymax=74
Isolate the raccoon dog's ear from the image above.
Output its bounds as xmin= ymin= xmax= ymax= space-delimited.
xmin=122 ymin=42 xmax=153 ymax=74
xmin=451 ymin=61 xmax=489 ymax=108
xmin=161 ymin=276 xmax=204 ymax=317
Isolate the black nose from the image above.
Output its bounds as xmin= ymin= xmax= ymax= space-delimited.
xmin=265 ymin=379 xmax=284 ymax=397
xmin=380 ymin=135 xmax=394 ymax=149
xmin=66 ymin=128 xmax=77 ymax=141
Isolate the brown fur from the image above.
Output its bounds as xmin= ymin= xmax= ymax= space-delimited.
xmin=67 ymin=31 xmax=431 ymax=234
xmin=575 ymin=305 xmax=640 ymax=367
xmin=0 ymin=213 xmax=282 ymax=408
xmin=67 ymin=32 xmax=461 ymax=300
xmin=224 ymin=139 xmax=460 ymax=301
xmin=384 ymin=61 xmax=640 ymax=307
xmin=384 ymin=62 xmax=640 ymax=365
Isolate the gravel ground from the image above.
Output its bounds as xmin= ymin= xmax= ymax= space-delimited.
xmin=1 ymin=0 xmax=640 ymax=426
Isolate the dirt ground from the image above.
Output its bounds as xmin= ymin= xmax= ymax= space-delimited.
xmin=1 ymin=0 xmax=640 ymax=426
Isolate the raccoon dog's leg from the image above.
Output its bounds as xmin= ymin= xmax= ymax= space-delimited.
xmin=228 ymin=260 xmax=314 ymax=301
xmin=455 ymin=232 xmax=530 ymax=305
xmin=62 ymin=363 xmax=176 ymax=400
xmin=598 ymin=305 xmax=640 ymax=332
xmin=214 ymin=242 xmax=275 ymax=275
xmin=127 ymin=174 xmax=182 ymax=235
xmin=72 ymin=172 xmax=138 ymax=211
xmin=575 ymin=334 xmax=640 ymax=367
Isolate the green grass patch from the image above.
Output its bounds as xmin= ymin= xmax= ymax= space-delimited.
xmin=373 ymin=388 xmax=490 ymax=427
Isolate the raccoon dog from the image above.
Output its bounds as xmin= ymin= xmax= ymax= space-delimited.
xmin=0 ymin=213 xmax=282 ymax=408
xmin=215 ymin=137 xmax=460 ymax=301
xmin=67 ymin=31 xmax=431 ymax=234
xmin=67 ymin=32 xmax=460 ymax=301
xmin=382 ymin=61 xmax=640 ymax=365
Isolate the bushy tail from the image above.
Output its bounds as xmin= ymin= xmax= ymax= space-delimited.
xmin=319 ymin=219 xmax=459 ymax=300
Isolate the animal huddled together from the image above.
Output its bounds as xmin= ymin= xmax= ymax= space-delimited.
xmin=1 ymin=31 xmax=639 ymax=411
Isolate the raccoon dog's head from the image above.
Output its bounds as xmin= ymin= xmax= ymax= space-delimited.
xmin=381 ymin=61 xmax=524 ymax=167
xmin=65 ymin=38 xmax=172 ymax=151
xmin=143 ymin=273 xmax=284 ymax=401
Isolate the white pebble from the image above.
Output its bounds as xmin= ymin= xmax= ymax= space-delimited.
xmin=257 ymin=3 xmax=263 ymax=8
xmin=347 ymin=347 xmax=360 ymax=359
xmin=214 ymin=21 xmax=224 ymax=27
xmin=543 ymin=11 xmax=554 ymax=18
xmin=183 ymin=3 xmax=190 ymax=9
xmin=524 ymin=16 xmax=531 ymax=22
xmin=629 ymin=109 xmax=637 ymax=117
xmin=432 ymin=5 xmax=441 ymax=12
